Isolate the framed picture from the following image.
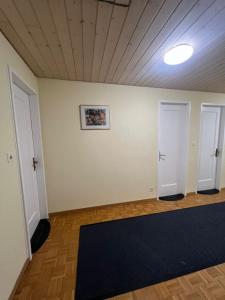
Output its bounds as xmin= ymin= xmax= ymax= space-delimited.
xmin=80 ymin=105 xmax=110 ymax=130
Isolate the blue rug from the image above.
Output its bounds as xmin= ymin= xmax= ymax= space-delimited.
xmin=76 ymin=202 xmax=225 ymax=300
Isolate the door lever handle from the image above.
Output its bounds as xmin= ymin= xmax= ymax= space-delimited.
xmin=32 ymin=157 xmax=38 ymax=171
xmin=159 ymin=152 xmax=166 ymax=161
xmin=211 ymin=149 xmax=220 ymax=157
xmin=215 ymin=148 xmax=220 ymax=157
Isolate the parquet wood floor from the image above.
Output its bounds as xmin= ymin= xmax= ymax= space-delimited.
xmin=13 ymin=190 xmax=225 ymax=300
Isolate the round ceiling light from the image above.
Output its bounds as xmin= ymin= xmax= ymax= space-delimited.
xmin=164 ymin=44 xmax=194 ymax=65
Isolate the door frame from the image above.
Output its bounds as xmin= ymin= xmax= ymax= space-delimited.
xmin=196 ymin=103 xmax=225 ymax=193
xmin=8 ymin=67 xmax=49 ymax=259
xmin=157 ymin=101 xmax=191 ymax=200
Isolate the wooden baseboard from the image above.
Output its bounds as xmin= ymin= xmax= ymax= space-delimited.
xmin=9 ymin=258 xmax=29 ymax=300
xmin=49 ymin=197 xmax=154 ymax=217
xmin=49 ymin=188 xmax=225 ymax=217
xmin=49 ymin=192 xmax=192 ymax=217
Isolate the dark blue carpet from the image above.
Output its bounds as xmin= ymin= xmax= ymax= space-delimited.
xmin=75 ymin=202 xmax=225 ymax=300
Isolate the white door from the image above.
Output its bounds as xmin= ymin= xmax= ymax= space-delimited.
xmin=12 ymin=83 xmax=40 ymax=240
xmin=198 ymin=106 xmax=221 ymax=191
xmin=158 ymin=103 xmax=189 ymax=197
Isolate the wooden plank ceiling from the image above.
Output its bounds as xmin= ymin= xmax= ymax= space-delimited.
xmin=1 ymin=0 xmax=225 ymax=93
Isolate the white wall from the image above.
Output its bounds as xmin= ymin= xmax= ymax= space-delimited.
xmin=0 ymin=33 xmax=39 ymax=300
xmin=39 ymin=79 xmax=225 ymax=213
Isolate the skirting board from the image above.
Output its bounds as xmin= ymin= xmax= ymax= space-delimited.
xmin=49 ymin=191 xmax=202 ymax=217
xmin=8 ymin=258 xmax=29 ymax=300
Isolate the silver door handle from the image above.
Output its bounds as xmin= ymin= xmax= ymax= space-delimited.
xmin=159 ymin=152 xmax=166 ymax=161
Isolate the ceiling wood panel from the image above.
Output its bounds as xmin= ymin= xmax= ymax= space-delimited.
xmin=30 ymin=0 xmax=69 ymax=79
xmin=66 ymin=0 xmax=84 ymax=81
xmin=143 ymin=1 xmax=225 ymax=87
xmin=139 ymin=0 xmax=225 ymax=86
xmin=105 ymin=0 xmax=148 ymax=82
xmin=165 ymin=29 xmax=225 ymax=91
xmin=111 ymin=0 xmax=165 ymax=84
xmin=14 ymin=0 xmax=60 ymax=78
xmin=82 ymin=0 xmax=98 ymax=81
xmin=120 ymin=0 xmax=199 ymax=85
xmin=1 ymin=0 xmax=225 ymax=93
xmin=98 ymin=3 xmax=128 ymax=82
xmin=0 ymin=8 xmax=44 ymax=76
xmin=92 ymin=1 xmax=113 ymax=82
xmin=48 ymin=0 xmax=76 ymax=80
xmin=0 ymin=0 xmax=50 ymax=76
xmin=116 ymin=0 xmax=182 ymax=84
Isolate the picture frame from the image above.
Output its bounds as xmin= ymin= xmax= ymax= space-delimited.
xmin=80 ymin=105 xmax=110 ymax=130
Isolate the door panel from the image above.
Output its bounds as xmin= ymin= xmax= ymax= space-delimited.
xmin=158 ymin=103 xmax=188 ymax=197
xmin=198 ymin=106 xmax=221 ymax=191
xmin=13 ymin=83 xmax=40 ymax=239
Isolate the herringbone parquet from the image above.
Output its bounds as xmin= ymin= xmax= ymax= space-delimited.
xmin=13 ymin=191 xmax=225 ymax=300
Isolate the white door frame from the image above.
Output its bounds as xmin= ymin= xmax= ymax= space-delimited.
xmin=196 ymin=103 xmax=225 ymax=193
xmin=8 ymin=67 xmax=48 ymax=259
xmin=157 ymin=100 xmax=191 ymax=199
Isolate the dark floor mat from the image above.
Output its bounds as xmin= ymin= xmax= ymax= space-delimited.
xmin=197 ymin=189 xmax=219 ymax=195
xmin=76 ymin=201 xmax=225 ymax=300
xmin=159 ymin=193 xmax=184 ymax=201
xmin=31 ymin=219 xmax=51 ymax=253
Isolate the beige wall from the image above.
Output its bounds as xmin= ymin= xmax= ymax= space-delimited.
xmin=0 ymin=33 xmax=39 ymax=300
xmin=39 ymin=79 xmax=225 ymax=213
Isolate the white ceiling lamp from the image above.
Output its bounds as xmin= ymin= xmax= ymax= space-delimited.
xmin=164 ymin=44 xmax=194 ymax=65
